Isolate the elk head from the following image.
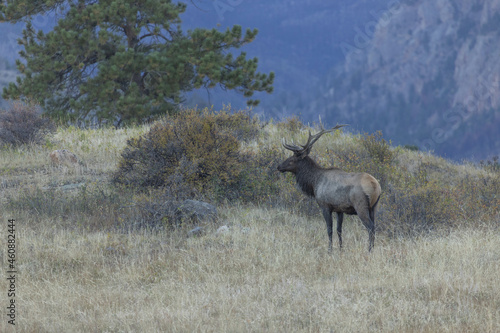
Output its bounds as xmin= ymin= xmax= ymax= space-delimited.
xmin=277 ymin=124 xmax=346 ymax=173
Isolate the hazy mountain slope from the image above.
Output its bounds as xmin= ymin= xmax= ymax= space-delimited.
xmin=303 ymin=0 xmax=500 ymax=159
xmin=181 ymin=0 xmax=391 ymax=112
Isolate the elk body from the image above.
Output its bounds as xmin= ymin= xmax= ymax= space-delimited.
xmin=277 ymin=125 xmax=381 ymax=252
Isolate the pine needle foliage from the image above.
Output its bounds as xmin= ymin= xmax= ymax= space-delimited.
xmin=0 ymin=1 xmax=274 ymax=125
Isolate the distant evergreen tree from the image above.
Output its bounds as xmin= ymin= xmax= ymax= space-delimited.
xmin=0 ymin=1 xmax=274 ymax=124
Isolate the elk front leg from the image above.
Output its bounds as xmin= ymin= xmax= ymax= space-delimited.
xmin=336 ymin=212 xmax=344 ymax=250
xmin=322 ymin=207 xmax=333 ymax=252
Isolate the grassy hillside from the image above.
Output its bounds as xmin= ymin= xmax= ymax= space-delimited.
xmin=0 ymin=113 xmax=499 ymax=332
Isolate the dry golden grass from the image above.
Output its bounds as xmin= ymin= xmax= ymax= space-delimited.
xmin=0 ymin=121 xmax=499 ymax=332
xmin=0 ymin=125 xmax=149 ymax=204
xmin=1 ymin=208 xmax=499 ymax=332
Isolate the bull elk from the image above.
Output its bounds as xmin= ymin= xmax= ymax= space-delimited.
xmin=277 ymin=125 xmax=381 ymax=252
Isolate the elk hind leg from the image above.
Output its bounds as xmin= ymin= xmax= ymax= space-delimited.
xmin=366 ymin=197 xmax=379 ymax=251
xmin=369 ymin=195 xmax=379 ymax=223
xmin=357 ymin=206 xmax=375 ymax=252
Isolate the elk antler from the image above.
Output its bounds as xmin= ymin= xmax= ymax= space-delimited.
xmin=282 ymin=124 xmax=347 ymax=157
xmin=281 ymin=138 xmax=304 ymax=153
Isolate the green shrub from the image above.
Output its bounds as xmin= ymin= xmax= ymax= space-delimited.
xmin=113 ymin=108 xmax=260 ymax=200
xmin=380 ymin=179 xmax=456 ymax=236
xmin=402 ymin=144 xmax=419 ymax=151
xmin=361 ymin=131 xmax=394 ymax=163
xmin=360 ymin=131 xmax=397 ymax=188
xmin=276 ymin=116 xmax=305 ymax=132
xmin=231 ymin=145 xmax=315 ymax=212
xmin=211 ymin=108 xmax=261 ymax=142
xmin=480 ymin=156 xmax=500 ymax=173
xmin=332 ymin=131 xmax=397 ymax=189
xmin=377 ymin=161 xmax=500 ymax=237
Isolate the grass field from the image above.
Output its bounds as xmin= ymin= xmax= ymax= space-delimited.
xmin=0 ymin=120 xmax=499 ymax=332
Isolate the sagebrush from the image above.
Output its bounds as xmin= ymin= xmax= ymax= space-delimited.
xmin=0 ymin=101 xmax=55 ymax=146
xmin=113 ymin=109 xmax=265 ymax=200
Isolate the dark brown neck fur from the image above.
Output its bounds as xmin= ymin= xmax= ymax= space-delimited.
xmin=295 ymin=157 xmax=323 ymax=197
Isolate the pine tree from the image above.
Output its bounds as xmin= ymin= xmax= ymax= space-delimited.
xmin=0 ymin=1 xmax=274 ymax=124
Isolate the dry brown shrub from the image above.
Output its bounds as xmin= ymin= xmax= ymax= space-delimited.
xmin=0 ymin=100 xmax=55 ymax=146
xmin=112 ymin=108 xmax=260 ymax=200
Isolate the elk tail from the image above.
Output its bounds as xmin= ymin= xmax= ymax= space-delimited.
xmin=371 ymin=194 xmax=381 ymax=210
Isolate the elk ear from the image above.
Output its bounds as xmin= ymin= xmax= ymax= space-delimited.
xmin=297 ymin=147 xmax=311 ymax=159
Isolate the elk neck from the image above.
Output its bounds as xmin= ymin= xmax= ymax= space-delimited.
xmin=294 ymin=156 xmax=324 ymax=197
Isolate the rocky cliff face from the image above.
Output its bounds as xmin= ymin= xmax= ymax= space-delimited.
xmin=306 ymin=0 xmax=500 ymax=160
